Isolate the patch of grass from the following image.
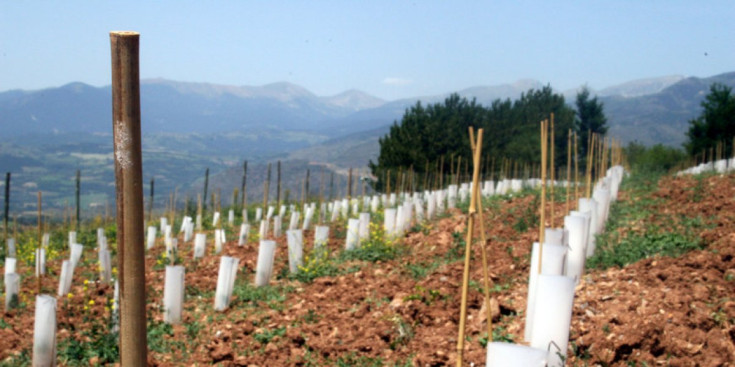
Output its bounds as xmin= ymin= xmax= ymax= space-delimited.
xmin=340 ymin=222 xmax=403 ymax=263
xmin=58 ymin=324 xmax=119 ymax=365
xmin=590 ymin=224 xmax=703 ymax=270
xmin=232 ymin=280 xmax=294 ymax=310
xmin=0 ymin=348 xmax=31 ymax=367
xmin=254 ymin=326 xmax=286 ymax=344
xmin=292 ymin=247 xmax=340 ymax=283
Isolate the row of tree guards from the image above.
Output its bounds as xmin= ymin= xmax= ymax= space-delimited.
xmin=3 ymin=31 xmax=631 ymax=366
xmin=477 ymin=115 xmax=625 ymax=366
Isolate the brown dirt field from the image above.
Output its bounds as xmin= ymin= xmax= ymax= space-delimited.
xmin=1 ymin=174 xmax=734 ymax=366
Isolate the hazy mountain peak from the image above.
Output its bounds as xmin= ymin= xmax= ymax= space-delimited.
xmin=322 ymin=89 xmax=386 ymax=111
xmin=598 ymin=75 xmax=686 ymax=98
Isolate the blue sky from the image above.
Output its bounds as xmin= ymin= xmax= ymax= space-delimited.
xmin=1 ymin=1 xmax=733 ymax=100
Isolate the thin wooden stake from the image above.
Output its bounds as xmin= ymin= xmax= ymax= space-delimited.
xmin=3 ymin=172 xmax=9 ymax=255
xmin=75 ymin=169 xmax=81 ymax=232
xmin=203 ymin=167 xmax=210 ymax=213
xmin=263 ymin=163 xmax=272 ymax=212
xmin=456 ymin=128 xmax=484 ymax=367
xmin=469 ymin=128 xmax=493 ymax=344
xmin=37 ymin=191 xmax=42 ymax=293
xmin=110 ymin=30 xmax=147 ymax=366
xmin=538 ymin=120 xmax=548 ymax=274
xmin=276 ymin=161 xmax=281 ymax=210
xmin=566 ymin=129 xmax=572 ymax=215
xmin=549 ymin=113 xmax=555 ymax=228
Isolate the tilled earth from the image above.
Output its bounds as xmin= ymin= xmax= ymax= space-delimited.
xmin=1 ymin=174 xmax=734 ymax=366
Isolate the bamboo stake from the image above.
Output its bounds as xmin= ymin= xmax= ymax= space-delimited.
xmin=469 ymin=128 xmax=493 ymax=343
xmin=329 ymin=172 xmax=334 ymax=201
xmin=538 ymin=120 xmax=548 ymax=274
xmin=566 ymin=129 xmax=572 ymax=215
xmin=3 ymin=172 xmax=9 ymax=256
xmin=574 ymin=131 xmax=579 ymax=204
xmin=549 ymin=114 xmax=555 ymax=228
xmin=75 ymin=169 xmax=81 ymax=232
xmin=196 ymin=194 xmax=202 ymax=229
xmin=110 ymin=30 xmax=147 ymax=366
xmin=37 ymin=191 xmax=42 ymax=293
xmin=456 ymin=128 xmax=484 ymax=367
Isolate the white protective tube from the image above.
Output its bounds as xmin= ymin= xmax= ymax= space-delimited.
xmin=212 ymin=211 xmax=220 ymax=227
xmin=486 ymin=342 xmax=547 ymax=367
xmin=32 ymin=294 xmax=57 ymax=367
xmin=146 ymin=226 xmax=157 ymax=250
xmin=314 ymin=226 xmax=329 ymax=250
xmin=163 ymin=265 xmax=185 ymax=323
xmin=254 ymin=240 xmax=277 ymax=287
xmin=288 ymin=211 xmax=300 ymax=231
xmin=4 ymin=273 xmax=19 ymax=310
xmin=524 ymin=242 xmax=567 ymax=343
xmin=273 ymin=215 xmax=282 ymax=238
xmin=36 ymin=248 xmax=46 ymax=277
xmin=98 ymin=248 xmax=111 ymax=283
xmin=214 ymin=256 xmax=240 ymax=311
xmin=57 ymin=260 xmax=73 ymax=297
xmin=238 ymin=223 xmax=250 ymax=246
xmin=286 ymin=229 xmax=304 ymax=274
xmin=5 ymin=257 xmax=16 ymax=275
xmin=70 ymin=243 xmax=83 ymax=270
xmin=384 ymin=208 xmax=397 ymax=238
xmin=214 ymin=229 xmax=224 ymax=254
xmin=564 ymin=214 xmax=589 ymax=282
xmin=529 ymin=274 xmax=576 ymax=367
xmin=358 ymin=213 xmax=370 ymax=242
xmin=193 ymin=233 xmax=206 ymax=259
xmin=345 ymin=218 xmax=360 ymax=251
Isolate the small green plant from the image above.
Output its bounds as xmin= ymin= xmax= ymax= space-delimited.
xmin=341 ymin=221 xmax=401 ymax=263
xmin=293 ymin=247 xmax=339 ymax=283
xmin=254 ymin=326 xmax=286 ymax=344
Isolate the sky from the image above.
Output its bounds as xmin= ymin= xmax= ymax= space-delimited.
xmin=1 ymin=1 xmax=733 ymax=100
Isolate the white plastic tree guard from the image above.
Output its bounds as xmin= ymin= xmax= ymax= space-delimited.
xmin=193 ymin=233 xmax=207 ymax=259
xmin=146 ymin=226 xmax=157 ymax=250
xmin=32 ymin=294 xmax=57 ymax=367
xmin=214 ymin=256 xmax=240 ymax=311
xmin=286 ymin=229 xmax=304 ymax=274
xmin=529 ymin=274 xmax=576 ymax=367
xmin=486 ymin=342 xmax=547 ymax=367
xmin=345 ymin=218 xmax=360 ymax=251
xmin=163 ymin=265 xmax=185 ymax=324
xmin=254 ymin=240 xmax=277 ymax=287
xmin=314 ymin=226 xmax=329 ymax=250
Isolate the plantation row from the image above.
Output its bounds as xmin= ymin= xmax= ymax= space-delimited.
xmin=3 ymin=173 xmax=584 ymax=365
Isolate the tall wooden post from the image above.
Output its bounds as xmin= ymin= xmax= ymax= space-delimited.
xmin=147 ymin=178 xmax=154 ymax=223
xmin=240 ymin=161 xmax=248 ymax=210
xmin=347 ymin=168 xmax=353 ymax=200
xmin=276 ymin=161 xmax=281 ymax=210
xmin=75 ymin=169 xmax=81 ymax=232
xmin=37 ymin=191 xmax=42 ymax=293
xmin=304 ymin=168 xmax=310 ymax=204
xmin=110 ymin=30 xmax=147 ymax=366
xmin=3 ymin=172 xmax=9 ymax=255
xmin=202 ymin=168 xmax=210 ymax=213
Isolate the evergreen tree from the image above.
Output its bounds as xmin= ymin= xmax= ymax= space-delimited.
xmin=685 ymin=83 xmax=735 ymax=157
xmin=574 ymin=86 xmax=608 ymax=157
xmin=369 ymin=87 xmax=575 ymax=191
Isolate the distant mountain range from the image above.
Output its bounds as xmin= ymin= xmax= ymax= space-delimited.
xmin=2 ymin=71 xmax=734 ymax=213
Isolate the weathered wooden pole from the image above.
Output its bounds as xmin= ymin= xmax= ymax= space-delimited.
xmin=549 ymin=113 xmax=555 ymax=228
xmin=3 ymin=172 xmax=9 ymax=254
xmin=75 ymin=169 xmax=81 ymax=232
xmin=263 ymin=163 xmax=271 ymax=212
xmin=148 ymin=178 xmax=154 ymax=223
xmin=202 ymin=167 xmax=210 ymax=213
xmin=305 ymin=168 xmax=310 ymax=204
xmin=329 ymin=172 xmax=334 ymax=201
xmin=110 ymin=30 xmax=147 ymax=366
xmin=240 ymin=160 xmax=248 ymax=210
xmin=37 ymin=191 xmax=42 ymax=293
xmin=276 ymin=161 xmax=281 ymax=210
xmin=347 ymin=168 xmax=353 ymax=200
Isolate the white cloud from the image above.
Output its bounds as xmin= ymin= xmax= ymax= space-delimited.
xmin=381 ymin=77 xmax=413 ymax=86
